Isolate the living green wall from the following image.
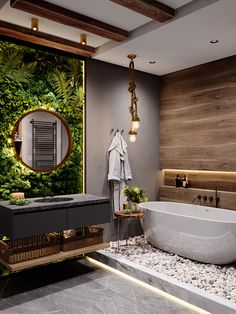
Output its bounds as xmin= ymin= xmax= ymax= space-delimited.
xmin=0 ymin=40 xmax=84 ymax=200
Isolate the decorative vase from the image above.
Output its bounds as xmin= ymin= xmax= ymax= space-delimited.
xmin=131 ymin=202 xmax=138 ymax=211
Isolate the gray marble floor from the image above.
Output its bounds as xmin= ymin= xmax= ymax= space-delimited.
xmin=0 ymin=258 xmax=200 ymax=314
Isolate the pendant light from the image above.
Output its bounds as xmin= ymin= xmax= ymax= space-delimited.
xmin=127 ymin=54 xmax=140 ymax=142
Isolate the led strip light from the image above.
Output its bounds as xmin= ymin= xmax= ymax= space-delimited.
xmin=86 ymin=257 xmax=211 ymax=314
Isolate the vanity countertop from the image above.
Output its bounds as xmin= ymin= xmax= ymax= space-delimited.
xmin=0 ymin=194 xmax=110 ymax=214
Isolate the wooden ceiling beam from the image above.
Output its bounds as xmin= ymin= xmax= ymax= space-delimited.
xmin=0 ymin=0 xmax=8 ymax=9
xmin=111 ymin=0 xmax=175 ymax=22
xmin=10 ymin=0 xmax=129 ymax=42
xmin=0 ymin=20 xmax=96 ymax=57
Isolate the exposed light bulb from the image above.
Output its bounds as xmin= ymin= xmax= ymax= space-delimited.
xmin=128 ymin=129 xmax=137 ymax=143
xmin=131 ymin=115 xmax=140 ymax=130
xmin=132 ymin=119 xmax=140 ymax=130
xmin=129 ymin=134 xmax=137 ymax=143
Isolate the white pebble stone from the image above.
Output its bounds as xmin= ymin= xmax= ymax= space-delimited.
xmin=106 ymin=236 xmax=236 ymax=303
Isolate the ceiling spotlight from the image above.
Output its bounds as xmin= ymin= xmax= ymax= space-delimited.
xmin=149 ymin=61 xmax=156 ymax=64
xmin=210 ymin=39 xmax=219 ymax=44
xmin=80 ymin=34 xmax=87 ymax=45
xmin=31 ymin=18 xmax=38 ymax=31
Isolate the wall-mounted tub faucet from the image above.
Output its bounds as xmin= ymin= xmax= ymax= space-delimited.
xmin=202 ymin=195 xmax=207 ymax=201
xmin=215 ymin=187 xmax=220 ymax=208
xmin=192 ymin=195 xmax=201 ymax=203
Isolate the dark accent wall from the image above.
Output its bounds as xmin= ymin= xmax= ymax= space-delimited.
xmin=86 ymin=59 xmax=160 ymax=240
xmin=160 ymin=55 xmax=236 ymax=171
xmin=86 ymin=59 xmax=160 ymax=201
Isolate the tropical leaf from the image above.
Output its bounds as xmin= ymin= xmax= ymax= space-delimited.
xmin=4 ymin=68 xmax=32 ymax=82
xmin=66 ymin=59 xmax=83 ymax=87
xmin=48 ymin=69 xmax=71 ymax=102
xmin=0 ymin=47 xmax=36 ymax=82
xmin=71 ymin=86 xmax=84 ymax=110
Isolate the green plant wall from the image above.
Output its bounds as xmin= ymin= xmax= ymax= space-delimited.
xmin=0 ymin=40 xmax=84 ymax=200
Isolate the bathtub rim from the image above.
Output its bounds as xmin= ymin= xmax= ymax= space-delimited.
xmin=138 ymin=201 xmax=236 ymax=224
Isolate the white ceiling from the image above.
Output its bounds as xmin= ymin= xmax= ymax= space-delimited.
xmin=0 ymin=0 xmax=235 ymax=75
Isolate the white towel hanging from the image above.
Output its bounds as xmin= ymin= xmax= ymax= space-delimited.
xmin=108 ymin=131 xmax=132 ymax=216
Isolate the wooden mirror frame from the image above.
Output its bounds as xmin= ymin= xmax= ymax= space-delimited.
xmin=12 ymin=108 xmax=73 ymax=172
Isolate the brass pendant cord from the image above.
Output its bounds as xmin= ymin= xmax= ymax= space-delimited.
xmin=128 ymin=57 xmax=138 ymax=119
xmin=127 ymin=54 xmax=140 ymax=142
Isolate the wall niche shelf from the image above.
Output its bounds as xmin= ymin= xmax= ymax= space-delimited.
xmin=0 ymin=242 xmax=109 ymax=272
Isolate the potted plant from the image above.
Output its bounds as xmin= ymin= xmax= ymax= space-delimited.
xmin=123 ymin=185 xmax=148 ymax=212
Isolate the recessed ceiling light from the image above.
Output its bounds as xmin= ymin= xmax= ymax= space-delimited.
xmin=210 ymin=39 xmax=219 ymax=44
xmin=31 ymin=18 xmax=38 ymax=31
xmin=80 ymin=34 xmax=87 ymax=45
xmin=149 ymin=61 xmax=156 ymax=64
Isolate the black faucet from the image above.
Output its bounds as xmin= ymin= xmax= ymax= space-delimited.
xmin=192 ymin=195 xmax=201 ymax=203
xmin=215 ymin=187 xmax=220 ymax=208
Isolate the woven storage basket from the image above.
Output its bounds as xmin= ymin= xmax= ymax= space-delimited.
xmin=0 ymin=234 xmax=60 ymax=264
xmin=62 ymin=226 xmax=104 ymax=252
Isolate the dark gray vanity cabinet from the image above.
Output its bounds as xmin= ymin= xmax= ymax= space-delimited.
xmin=13 ymin=209 xmax=67 ymax=239
xmin=0 ymin=194 xmax=110 ymax=240
xmin=67 ymin=203 xmax=110 ymax=229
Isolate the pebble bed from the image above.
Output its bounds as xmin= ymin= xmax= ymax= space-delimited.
xmin=105 ymin=236 xmax=236 ymax=303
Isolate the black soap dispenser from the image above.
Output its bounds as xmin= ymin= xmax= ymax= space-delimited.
xmin=175 ymin=174 xmax=181 ymax=188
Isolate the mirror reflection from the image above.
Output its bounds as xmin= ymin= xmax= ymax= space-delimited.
xmin=13 ymin=109 xmax=72 ymax=172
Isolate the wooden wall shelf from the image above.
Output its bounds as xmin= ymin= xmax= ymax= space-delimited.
xmin=0 ymin=242 xmax=109 ymax=272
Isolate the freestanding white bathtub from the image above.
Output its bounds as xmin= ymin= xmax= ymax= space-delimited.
xmin=138 ymin=201 xmax=236 ymax=265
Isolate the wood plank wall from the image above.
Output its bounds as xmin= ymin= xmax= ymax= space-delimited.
xmin=159 ymin=185 xmax=236 ymax=211
xmin=160 ymin=55 xmax=236 ymax=171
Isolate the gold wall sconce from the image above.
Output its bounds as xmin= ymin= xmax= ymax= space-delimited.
xmin=128 ymin=54 xmax=140 ymax=143
xmin=31 ymin=18 xmax=38 ymax=31
xmin=80 ymin=34 xmax=87 ymax=45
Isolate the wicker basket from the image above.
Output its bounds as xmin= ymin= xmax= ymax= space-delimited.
xmin=0 ymin=234 xmax=60 ymax=264
xmin=61 ymin=226 xmax=104 ymax=252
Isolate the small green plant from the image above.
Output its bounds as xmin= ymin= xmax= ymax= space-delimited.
xmin=124 ymin=185 xmax=148 ymax=204
xmin=10 ymin=198 xmax=31 ymax=206
xmin=122 ymin=208 xmax=132 ymax=215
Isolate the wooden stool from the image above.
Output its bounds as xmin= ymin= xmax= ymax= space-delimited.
xmin=114 ymin=211 xmax=145 ymax=253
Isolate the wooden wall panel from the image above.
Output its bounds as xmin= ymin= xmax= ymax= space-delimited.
xmin=160 ymin=55 xmax=236 ymax=171
xmin=159 ymin=186 xmax=236 ymax=211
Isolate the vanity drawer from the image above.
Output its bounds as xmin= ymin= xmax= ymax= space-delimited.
xmin=13 ymin=209 xmax=67 ymax=239
xmin=67 ymin=203 xmax=110 ymax=229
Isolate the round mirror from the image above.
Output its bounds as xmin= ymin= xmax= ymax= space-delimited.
xmin=12 ymin=109 xmax=72 ymax=172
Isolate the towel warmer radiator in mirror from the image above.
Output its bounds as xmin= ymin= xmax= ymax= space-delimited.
xmin=31 ymin=119 xmax=57 ymax=171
